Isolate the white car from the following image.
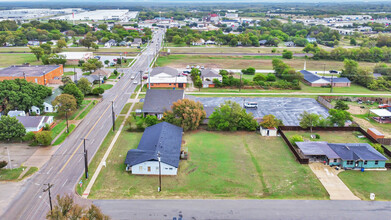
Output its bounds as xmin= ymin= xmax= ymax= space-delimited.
xmin=133 ymin=81 xmax=138 ymax=84
xmin=244 ymin=102 xmax=258 ymax=109
xmin=131 ymin=76 xmax=135 ymax=80
xmin=186 ymin=65 xmax=190 ymax=69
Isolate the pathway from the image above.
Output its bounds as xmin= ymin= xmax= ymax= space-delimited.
xmin=309 ymin=163 xmax=360 ymax=200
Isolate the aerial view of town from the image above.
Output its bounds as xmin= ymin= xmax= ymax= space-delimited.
xmin=0 ymin=0 xmax=391 ymax=219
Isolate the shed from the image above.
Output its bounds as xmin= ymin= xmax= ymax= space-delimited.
xmin=367 ymin=128 xmax=385 ymax=139
xmin=260 ymin=127 xmax=277 ymax=136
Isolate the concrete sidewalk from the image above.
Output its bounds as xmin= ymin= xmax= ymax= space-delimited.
xmin=309 ymin=163 xmax=360 ymax=200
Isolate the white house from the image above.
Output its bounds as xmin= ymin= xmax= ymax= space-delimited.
xmin=192 ymin=38 xmax=205 ymax=46
xmin=30 ymin=88 xmax=61 ymax=115
xmin=201 ymin=69 xmax=222 ymax=82
xmin=260 ymin=127 xmax=278 ymax=136
xmin=15 ymin=116 xmax=54 ymax=132
xmin=125 ymin=122 xmax=183 ymax=175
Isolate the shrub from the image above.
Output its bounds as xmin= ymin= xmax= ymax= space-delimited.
xmin=266 ymin=73 xmax=276 ymax=81
xmin=315 ymin=134 xmax=320 ymax=139
xmin=271 ymin=48 xmax=276 ymax=53
xmin=371 ymin=143 xmax=385 ymax=156
xmin=282 ymin=50 xmax=293 ymax=59
xmin=23 ymin=132 xmax=36 ymax=142
xmin=43 ymin=123 xmax=50 ymax=131
xmin=253 ymin=73 xmax=266 ymax=82
xmin=0 ymin=160 xmax=8 ymax=169
xmin=290 ymin=135 xmax=304 ymax=146
xmin=92 ymin=87 xmax=104 ymax=95
xmin=113 ymin=70 xmax=118 ymax=76
xmin=33 ymin=131 xmax=52 ymax=146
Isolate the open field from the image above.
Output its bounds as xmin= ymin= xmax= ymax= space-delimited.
xmin=156 ymin=54 xmax=377 ymax=71
xmin=88 ymin=131 xmax=328 ymax=200
xmin=0 ymin=47 xmax=140 ymax=53
xmin=167 ymin=46 xmax=311 ymax=53
xmin=0 ymin=53 xmax=41 ymax=67
xmin=283 ymin=131 xmax=371 ymax=144
xmin=339 ymin=171 xmax=391 ymax=200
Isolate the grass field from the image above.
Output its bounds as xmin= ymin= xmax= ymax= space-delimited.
xmin=339 ymin=171 xmax=391 ymax=200
xmin=76 ymin=101 xmax=96 ymax=120
xmin=69 ymin=100 xmax=91 ymax=120
xmin=283 ymin=131 xmax=371 ymax=144
xmin=88 ymin=131 xmax=328 ymax=199
xmin=0 ymin=53 xmax=41 ymax=67
xmin=0 ymin=166 xmax=26 ymax=181
xmin=50 ymin=120 xmax=66 ymax=139
xmin=52 ymin=124 xmax=76 ymax=146
xmin=156 ymin=54 xmax=377 ymax=71
xmin=168 ymin=46 xmax=310 ymax=54
xmin=120 ymin=103 xmax=132 ymax=114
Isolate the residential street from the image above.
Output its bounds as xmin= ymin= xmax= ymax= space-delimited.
xmin=0 ymin=29 xmax=165 ymax=220
xmin=94 ymin=199 xmax=391 ymax=220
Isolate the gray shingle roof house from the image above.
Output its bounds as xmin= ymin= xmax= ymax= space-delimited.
xmin=15 ymin=116 xmax=54 ymax=132
xmin=299 ymin=70 xmax=351 ymax=87
xmin=201 ymin=69 xmax=222 ymax=81
xmin=125 ymin=122 xmax=183 ymax=175
xmin=150 ymin=67 xmax=179 ymax=77
xmin=142 ymin=89 xmax=185 ymax=119
xmin=296 ymin=141 xmax=387 ymax=169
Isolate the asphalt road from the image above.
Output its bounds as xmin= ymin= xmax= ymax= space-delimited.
xmin=171 ymin=52 xmax=313 ymax=57
xmin=1 ymin=29 xmax=165 ymax=220
xmin=94 ymin=199 xmax=391 ymax=220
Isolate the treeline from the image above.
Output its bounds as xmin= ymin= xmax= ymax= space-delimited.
xmin=166 ymin=20 xmax=340 ymax=47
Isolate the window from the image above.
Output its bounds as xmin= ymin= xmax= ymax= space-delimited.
xmin=364 ymin=161 xmax=368 ymax=165
xmin=347 ymin=160 xmax=354 ymax=165
xmin=169 ymin=83 xmax=171 ymax=85
xmin=156 ymin=167 xmax=159 ymax=170
xmin=147 ymin=166 xmax=151 ymax=172
xmin=46 ymin=107 xmax=49 ymax=111
xmin=169 ymin=168 xmax=173 ymax=170
xmin=375 ymin=161 xmax=379 ymax=165
xmin=333 ymin=159 xmax=337 ymax=163
xmin=165 ymin=168 xmax=168 ymax=170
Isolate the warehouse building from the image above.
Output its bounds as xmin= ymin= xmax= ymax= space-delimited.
xmin=0 ymin=65 xmax=63 ymax=85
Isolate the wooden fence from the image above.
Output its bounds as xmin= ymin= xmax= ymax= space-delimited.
xmin=317 ymin=96 xmax=333 ymax=110
xmin=377 ymin=138 xmax=391 ymax=146
xmin=278 ymin=126 xmax=391 ymax=167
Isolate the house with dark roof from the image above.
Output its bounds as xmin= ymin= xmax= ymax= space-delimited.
xmin=299 ymin=70 xmax=351 ymax=87
xmin=296 ymin=141 xmax=387 ymax=169
xmin=142 ymin=89 xmax=185 ymax=119
xmin=15 ymin=116 xmax=54 ymax=133
xmin=125 ymin=122 xmax=183 ymax=175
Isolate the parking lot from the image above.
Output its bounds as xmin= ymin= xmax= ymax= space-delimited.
xmin=188 ymin=97 xmax=329 ymax=126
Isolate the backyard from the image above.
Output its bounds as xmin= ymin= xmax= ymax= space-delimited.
xmin=87 ymin=131 xmax=328 ymax=200
xmin=283 ymin=131 xmax=372 ymax=144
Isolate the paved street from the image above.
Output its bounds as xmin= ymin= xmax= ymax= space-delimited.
xmin=94 ymin=199 xmax=391 ymax=220
xmin=1 ymin=29 xmax=165 ymax=220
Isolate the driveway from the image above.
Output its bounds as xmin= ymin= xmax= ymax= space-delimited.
xmin=309 ymin=163 xmax=360 ymax=200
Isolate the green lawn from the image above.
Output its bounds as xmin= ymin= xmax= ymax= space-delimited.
xmin=63 ymin=71 xmax=75 ymax=76
xmin=21 ymin=167 xmax=39 ymax=179
xmin=133 ymin=102 xmax=143 ymax=111
xmin=0 ymin=166 xmax=26 ymax=181
xmin=50 ymin=120 xmax=66 ymax=139
xmin=88 ymin=131 xmax=328 ymax=199
xmin=76 ymin=101 xmax=97 ymax=120
xmin=69 ymin=100 xmax=91 ymax=120
xmin=101 ymin=84 xmax=113 ymax=90
xmin=339 ymin=170 xmax=391 ymax=200
xmin=0 ymin=53 xmax=41 ymax=67
xmin=52 ymin=124 xmax=76 ymax=146
xmin=283 ymin=131 xmax=371 ymax=144
xmin=120 ymin=103 xmax=132 ymax=114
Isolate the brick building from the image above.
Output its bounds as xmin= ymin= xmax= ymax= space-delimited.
xmin=299 ymin=70 xmax=351 ymax=87
xmin=0 ymin=65 xmax=63 ymax=85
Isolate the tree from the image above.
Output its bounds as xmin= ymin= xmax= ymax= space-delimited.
xmin=259 ymin=114 xmax=283 ymax=128
xmin=104 ymin=60 xmax=110 ymax=66
xmin=341 ymin=59 xmax=358 ymax=80
xmin=92 ymin=87 xmax=104 ymax=95
xmin=33 ymin=131 xmax=52 ymax=146
xmin=299 ymin=111 xmax=321 ymax=133
xmin=328 ymin=109 xmax=352 ymax=127
xmin=29 ymin=46 xmax=44 ymax=61
xmin=52 ymin=94 xmax=77 ymax=115
xmin=0 ymin=115 xmax=26 ymax=141
xmin=145 ymin=115 xmax=158 ymax=127
xmin=290 ymin=135 xmax=304 ymax=146
xmin=77 ymin=78 xmax=92 ymax=95
xmin=350 ymin=38 xmax=357 ymax=46
xmin=42 ymin=54 xmax=67 ymax=65
xmin=46 ymin=194 xmax=109 ymax=220
xmin=81 ymin=59 xmax=103 ymax=74
xmin=282 ymin=50 xmax=293 ymax=59
xmin=208 ymin=101 xmax=258 ymax=131
xmin=80 ymin=32 xmax=97 ymax=49
xmin=241 ymin=67 xmax=256 ymax=75
xmin=56 ymin=39 xmax=67 ymax=49
xmin=334 ymin=100 xmax=349 ymax=110
xmin=40 ymin=43 xmax=52 ymax=55
xmin=253 ymin=73 xmax=266 ymax=82
xmin=194 ymin=76 xmax=203 ymax=91
xmin=63 ymin=83 xmax=84 ymax=107
xmin=163 ymin=99 xmax=206 ymax=131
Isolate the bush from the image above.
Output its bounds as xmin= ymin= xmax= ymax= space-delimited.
xmin=0 ymin=160 xmax=7 ymax=169
xmin=290 ymin=135 xmax=304 ymax=146
xmin=282 ymin=50 xmax=293 ymax=59
xmin=33 ymin=131 xmax=52 ymax=146
xmin=371 ymin=143 xmax=385 ymax=156
xmin=266 ymin=73 xmax=276 ymax=81
xmin=271 ymin=48 xmax=276 ymax=53
xmin=23 ymin=132 xmax=36 ymax=142
xmin=241 ymin=67 xmax=256 ymax=75
xmin=253 ymin=73 xmax=266 ymax=82
xmin=113 ymin=70 xmax=118 ymax=76
xmin=315 ymin=134 xmax=320 ymax=139
xmin=43 ymin=123 xmax=50 ymax=131
xmin=92 ymin=87 xmax=104 ymax=95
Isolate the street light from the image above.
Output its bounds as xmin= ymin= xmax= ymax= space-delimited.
xmin=157 ymin=151 xmax=161 ymax=192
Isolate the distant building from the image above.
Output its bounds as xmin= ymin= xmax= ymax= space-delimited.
xmin=284 ymin=41 xmax=295 ymax=47
xmin=131 ymin=38 xmax=142 ymax=47
xmin=148 ymin=67 xmax=187 ymax=88
xmin=142 ymin=89 xmax=184 ymax=119
xmin=0 ymin=65 xmax=63 ymax=85
xmin=7 ymin=110 xmax=26 ymax=117
xmin=192 ymin=38 xmax=205 ymax=46
xmin=299 ymin=70 xmax=351 ymax=87
xmin=125 ymin=122 xmax=183 ymax=175
xmin=58 ymin=52 xmax=93 ymax=63
xmin=306 ymin=37 xmax=317 ymax=43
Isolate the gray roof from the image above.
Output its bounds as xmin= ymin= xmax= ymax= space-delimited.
xmin=259 ymin=40 xmax=267 ymax=44
xmin=133 ymin=38 xmax=142 ymax=44
xmin=83 ymin=75 xmax=100 ymax=84
xmin=15 ymin=116 xmax=45 ymax=128
xmin=296 ymin=141 xmax=339 ymax=158
xmin=150 ymin=67 xmax=178 ymax=77
xmin=142 ymin=89 xmax=184 ymax=114
xmin=323 ymin=77 xmax=351 ymax=83
xmin=201 ymin=69 xmax=220 ymax=78
xmin=7 ymin=110 xmax=25 ymax=117
xmin=299 ymin=70 xmax=350 ymax=84
xmin=0 ymin=65 xmax=61 ymax=77
xmin=125 ymin=122 xmax=183 ymax=167
xmin=44 ymin=88 xmax=62 ymax=104
xmin=328 ymin=143 xmax=387 ymax=161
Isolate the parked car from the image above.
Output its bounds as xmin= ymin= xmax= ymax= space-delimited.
xmin=196 ymin=65 xmax=200 ymax=69
xmin=186 ymin=65 xmax=190 ymax=69
xmin=183 ymin=70 xmax=190 ymax=74
xmin=143 ymin=76 xmax=148 ymax=79
xmin=94 ymin=56 xmax=101 ymax=60
xmin=131 ymin=76 xmax=135 ymax=80
xmin=133 ymin=81 xmax=138 ymax=84
xmin=201 ymin=66 xmax=205 ymax=69
xmin=379 ymin=104 xmax=391 ymax=108
xmin=329 ymin=70 xmax=338 ymax=74
xmin=244 ymin=102 xmax=258 ymax=109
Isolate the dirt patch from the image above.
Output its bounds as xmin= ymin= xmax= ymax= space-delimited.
xmin=348 ymin=105 xmax=368 ymax=115
xmin=353 ymin=116 xmax=391 ymax=138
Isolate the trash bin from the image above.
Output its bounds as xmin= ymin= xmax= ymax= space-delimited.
xmin=361 ymin=167 xmax=365 ymax=172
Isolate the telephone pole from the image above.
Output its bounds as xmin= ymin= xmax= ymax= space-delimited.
xmin=43 ymin=183 xmax=54 ymax=216
xmin=111 ymin=101 xmax=115 ymax=132
xmin=83 ymin=139 xmax=88 ymax=179
xmin=157 ymin=151 xmax=162 ymax=192
xmin=330 ymin=75 xmax=333 ymax=93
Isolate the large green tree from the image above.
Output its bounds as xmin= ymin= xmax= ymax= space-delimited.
xmin=77 ymin=78 xmax=92 ymax=95
xmin=0 ymin=79 xmax=52 ymax=113
xmin=52 ymin=94 xmax=77 ymax=115
xmin=0 ymin=115 xmax=26 ymax=141
xmin=62 ymin=83 xmax=84 ymax=107
xmin=328 ymin=109 xmax=353 ymax=127
xmin=163 ymin=99 xmax=206 ymax=131
xmin=299 ymin=111 xmax=321 ymax=133
xmin=81 ymin=59 xmax=103 ymax=74
xmin=80 ymin=32 xmax=97 ymax=49
xmin=208 ymin=101 xmax=258 ymax=131
xmin=259 ymin=114 xmax=283 ymax=128
xmin=29 ymin=46 xmax=44 ymax=61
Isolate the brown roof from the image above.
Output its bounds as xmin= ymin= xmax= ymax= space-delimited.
xmin=91 ymin=69 xmax=111 ymax=77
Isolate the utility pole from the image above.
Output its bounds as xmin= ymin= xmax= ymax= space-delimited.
xmin=139 ymin=70 xmax=143 ymax=85
xmin=111 ymin=101 xmax=115 ymax=132
xmin=43 ymin=183 xmax=54 ymax=216
xmin=23 ymin=72 xmax=26 ymax=80
xmin=330 ymin=75 xmax=333 ymax=93
xmin=239 ymin=72 xmax=243 ymax=92
xmin=65 ymin=111 xmax=69 ymax=133
xmin=157 ymin=151 xmax=161 ymax=192
xmin=74 ymin=67 xmax=77 ymax=82
xmin=83 ymin=139 xmax=88 ymax=179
